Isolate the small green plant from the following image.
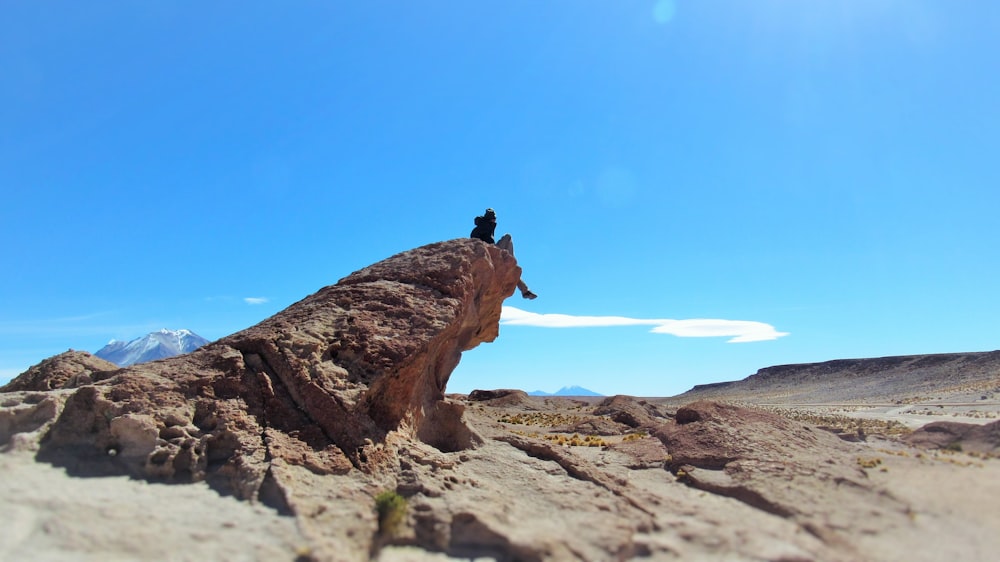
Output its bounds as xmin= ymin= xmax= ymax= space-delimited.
xmin=944 ymin=441 xmax=963 ymax=453
xmin=374 ymin=491 xmax=407 ymax=536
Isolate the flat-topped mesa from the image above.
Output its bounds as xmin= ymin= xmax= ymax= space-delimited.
xmin=16 ymin=239 xmax=519 ymax=500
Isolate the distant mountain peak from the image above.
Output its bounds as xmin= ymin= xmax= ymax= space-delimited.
xmin=95 ymin=329 xmax=209 ymax=367
xmin=528 ymin=385 xmax=603 ymax=397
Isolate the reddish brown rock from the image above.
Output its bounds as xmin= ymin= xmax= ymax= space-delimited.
xmin=11 ymin=239 xmax=518 ymax=495
xmin=904 ymin=419 xmax=1000 ymax=456
xmin=0 ymin=350 xmax=119 ymax=392
xmin=466 ymin=389 xmax=536 ymax=408
xmin=593 ymin=395 xmax=663 ymax=428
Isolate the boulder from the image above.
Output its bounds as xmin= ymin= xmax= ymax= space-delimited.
xmin=904 ymin=420 xmax=1000 ymax=456
xmin=0 ymin=350 xmax=119 ymax=392
xmin=593 ymin=395 xmax=660 ymax=428
xmin=466 ymin=389 xmax=536 ymax=408
xmin=7 ymin=239 xmax=519 ymax=491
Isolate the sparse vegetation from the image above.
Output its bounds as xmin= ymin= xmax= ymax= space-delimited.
xmin=622 ymin=431 xmax=648 ymax=442
xmin=497 ymin=412 xmax=585 ymax=426
xmin=857 ymin=457 xmax=882 ymax=469
xmin=757 ymin=407 xmax=911 ymax=437
xmin=543 ymin=433 xmax=607 ymax=447
xmin=374 ymin=491 xmax=407 ymax=536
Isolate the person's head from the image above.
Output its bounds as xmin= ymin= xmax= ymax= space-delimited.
xmin=484 ymin=208 xmax=496 ymax=220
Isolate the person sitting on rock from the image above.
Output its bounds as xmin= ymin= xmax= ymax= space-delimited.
xmin=471 ymin=208 xmax=537 ymax=300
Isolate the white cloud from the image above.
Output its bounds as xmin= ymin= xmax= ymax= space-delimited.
xmin=243 ymin=297 xmax=269 ymax=305
xmin=500 ymin=306 xmax=789 ymax=343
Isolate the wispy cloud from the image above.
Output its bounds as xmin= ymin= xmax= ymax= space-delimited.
xmin=500 ymin=306 xmax=789 ymax=343
xmin=243 ymin=297 xmax=269 ymax=305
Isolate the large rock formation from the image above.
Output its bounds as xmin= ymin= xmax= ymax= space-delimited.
xmin=31 ymin=238 xmax=516 ymax=476
xmin=2 ymin=239 xmax=521 ymax=556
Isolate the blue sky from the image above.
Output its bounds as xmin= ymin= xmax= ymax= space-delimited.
xmin=2 ymin=1 xmax=998 ymax=396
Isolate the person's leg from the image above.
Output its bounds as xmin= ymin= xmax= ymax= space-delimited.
xmin=496 ymin=234 xmax=514 ymax=254
xmin=496 ymin=234 xmax=536 ymax=299
xmin=518 ymin=280 xmax=537 ymax=300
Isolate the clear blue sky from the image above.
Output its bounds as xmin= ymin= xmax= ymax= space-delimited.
xmin=2 ymin=1 xmax=998 ymax=396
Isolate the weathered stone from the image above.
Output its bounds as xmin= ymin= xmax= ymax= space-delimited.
xmin=0 ymin=350 xmax=118 ymax=392
xmin=905 ymin=419 xmax=1000 ymax=456
xmin=466 ymin=388 xmax=536 ymax=408
xmin=593 ymin=395 xmax=662 ymax=428
xmin=9 ymin=238 xmax=517 ymax=484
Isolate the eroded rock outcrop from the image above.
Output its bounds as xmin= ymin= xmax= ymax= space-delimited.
xmin=4 ymin=239 xmax=518 ymax=500
xmin=905 ymin=419 xmax=1000 ymax=456
xmin=0 ymin=350 xmax=118 ymax=392
xmin=593 ymin=395 xmax=665 ymax=428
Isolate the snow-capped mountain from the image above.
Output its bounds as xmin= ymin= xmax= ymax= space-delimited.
xmin=95 ymin=329 xmax=210 ymax=367
xmin=528 ymin=385 xmax=603 ymax=397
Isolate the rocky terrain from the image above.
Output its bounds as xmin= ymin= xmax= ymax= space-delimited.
xmin=663 ymin=351 xmax=1000 ymax=442
xmin=2 ymin=238 xmax=999 ymax=561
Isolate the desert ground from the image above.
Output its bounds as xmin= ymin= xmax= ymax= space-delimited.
xmin=4 ymin=386 xmax=999 ymax=561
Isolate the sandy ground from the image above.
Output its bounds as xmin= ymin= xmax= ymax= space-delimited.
xmin=855 ymin=438 xmax=1000 ymax=561
xmin=4 ymin=395 xmax=999 ymax=561
xmin=758 ymin=401 xmax=1000 ymax=429
xmin=0 ymin=450 xmax=309 ymax=562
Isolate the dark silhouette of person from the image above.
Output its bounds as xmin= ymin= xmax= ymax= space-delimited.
xmin=471 ymin=208 xmax=537 ymax=299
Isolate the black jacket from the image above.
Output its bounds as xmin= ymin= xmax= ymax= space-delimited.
xmin=470 ymin=215 xmax=496 ymax=244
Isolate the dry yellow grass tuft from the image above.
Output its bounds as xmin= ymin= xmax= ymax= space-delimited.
xmin=497 ymin=412 xmax=584 ymax=427
xmin=622 ymin=431 xmax=648 ymax=442
xmin=857 ymin=457 xmax=882 ymax=469
xmin=542 ymin=433 xmax=608 ymax=447
xmin=758 ymin=407 xmax=911 ymax=437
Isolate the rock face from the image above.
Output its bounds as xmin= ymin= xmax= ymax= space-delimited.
xmin=593 ymin=395 xmax=663 ymax=428
xmin=0 ymin=351 xmax=119 ymax=392
xmin=904 ymin=419 xmax=1000 ymax=456
xmin=2 ymin=239 xmax=520 ymax=556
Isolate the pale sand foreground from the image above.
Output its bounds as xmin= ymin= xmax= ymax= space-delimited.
xmin=847 ymin=439 xmax=1000 ymax=561
xmin=0 ymin=450 xmax=308 ymax=562
xmin=4 ymin=403 xmax=1000 ymax=561
xmin=5 ymin=438 xmax=1000 ymax=562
